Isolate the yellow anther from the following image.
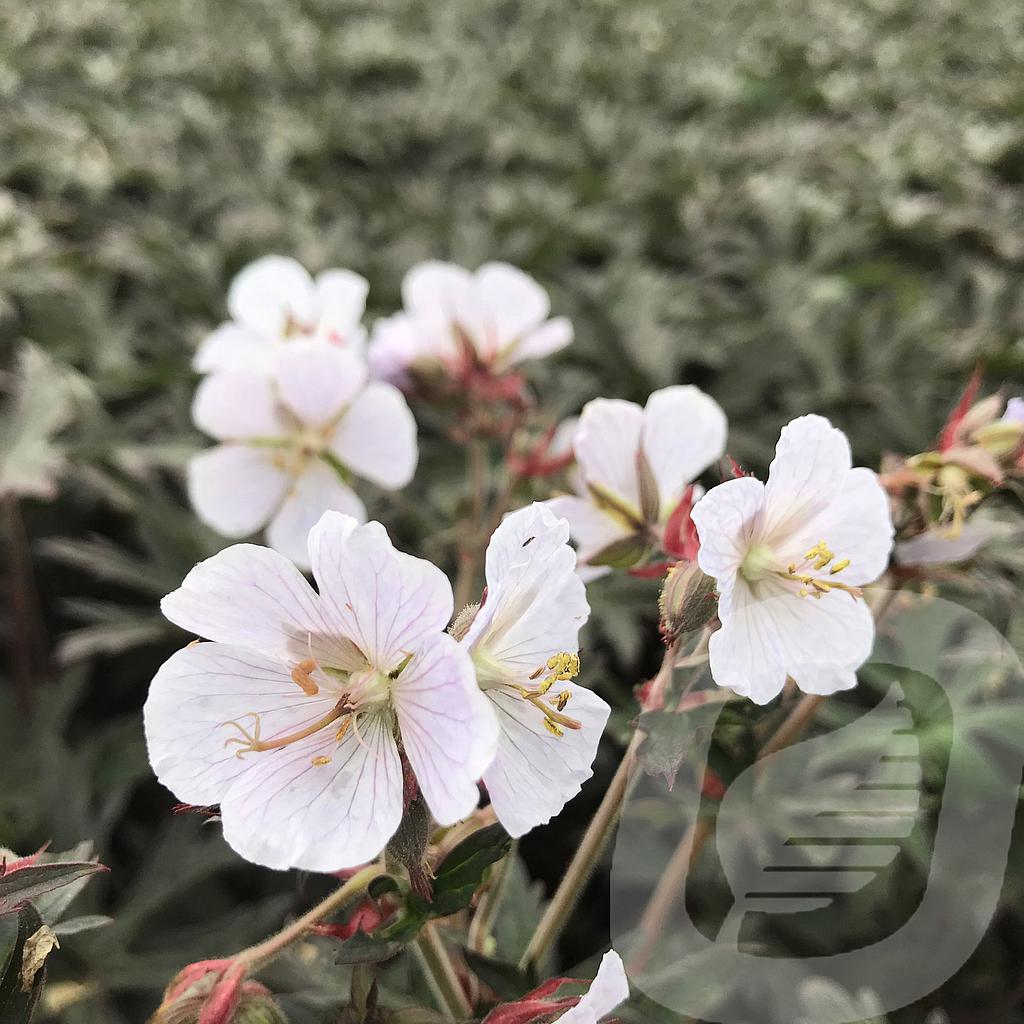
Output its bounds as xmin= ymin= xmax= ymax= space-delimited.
xmin=830 ymin=558 xmax=850 ymax=575
xmin=312 ymin=756 xmax=332 ymax=767
xmin=555 ymin=690 xmax=571 ymax=712
xmin=543 ymin=719 xmax=564 ymax=737
xmin=291 ymin=658 xmax=320 ymax=696
xmin=810 ymin=579 xmax=831 ymax=593
xmin=335 ymin=718 xmax=353 ymax=742
xmin=538 ymin=652 xmax=581 ymax=693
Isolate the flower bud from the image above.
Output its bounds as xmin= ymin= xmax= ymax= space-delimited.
xmin=659 ymin=562 xmax=717 ymax=643
xmin=231 ymin=990 xmax=289 ymax=1024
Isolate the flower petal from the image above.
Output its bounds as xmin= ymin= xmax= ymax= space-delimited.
xmin=144 ymin=641 xmax=340 ymax=806
xmin=781 ymin=466 xmax=894 ymax=585
xmin=193 ymin=323 xmax=275 ymax=374
xmin=708 ymin=577 xmax=873 ymax=703
xmin=329 ymin=382 xmax=418 ymax=489
xmin=394 ymin=634 xmax=498 ymax=825
xmin=266 ymin=461 xmax=366 ymax=569
xmin=187 ymin=445 xmax=290 ymax=538
xmin=483 ymin=682 xmax=609 ymax=837
xmin=308 ymin=513 xmax=454 ymax=669
xmin=402 ymin=260 xmax=473 ymax=323
xmin=642 ymin=386 xmax=727 ymax=517
xmin=574 ymin=398 xmax=645 ymax=519
xmin=161 ymin=541 xmax=343 ymax=665
xmin=219 ymin=709 xmax=403 ymax=871
xmin=191 ymin=371 xmax=287 ymax=441
xmin=314 ymin=269 xmax=369 ymax=345
xmin=227 ymin=255 xmax=317 ymax=336
xmin=508 ymin=316 xmax=573 ymax=365
xmin=474 ymin=262 xmax=551 ymax=348
xmin=762 ymin=415 xmax=852 ymax=542
xmin=274 ymin=341 xmax=368 ymax=427
xmin=545 ymin=496 xmax=632 ymax=568
xmin=558 ymin=951 xmax=630 ymax=1024
xmin=367 ymin=314 xmax=423 ymax=385
xmin=692 ymin=476 xmax=766 ymax=599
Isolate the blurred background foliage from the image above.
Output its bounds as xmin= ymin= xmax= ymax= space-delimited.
xmin=2 ymin=0 xmax=1024 ymax=1020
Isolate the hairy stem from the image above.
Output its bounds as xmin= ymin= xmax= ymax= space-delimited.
xmin=414 ymin=922 xmax=472 ymax=1020
xmin=453 ymin=439 xmax=489 ymax=611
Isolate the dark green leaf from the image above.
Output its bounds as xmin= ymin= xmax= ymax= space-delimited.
xmin=0 ymin=862 xmax=107 ymax=919
xmin=463 ymin=950 xmax=534 ymax=1001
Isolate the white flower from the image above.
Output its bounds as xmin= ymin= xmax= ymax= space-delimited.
xmin=189 ymin=341 xmax=417 ymax=568
xmin=547 ymin=386 xmax=727 ymax=578
xmin=144 ymin=512 xmax=499 ymax=872
xmin=460 ymin=504 xmax=610 ymax=837
xmin=692 ymin=415 xmax=894 ymax=705
xmin=557 ymin=951 xmax=629 ymax=1024
xmin=195 ymin=256 xmax=369 ymax=374
xmin=368 ymin=260 xmax=572 ymax=384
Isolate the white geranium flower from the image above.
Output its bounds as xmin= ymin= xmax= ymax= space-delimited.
xmin=459 ymin=504 xmax=610 ymax=837
xmin=368 ymin=260 xmax=572 ymax=384
xmin=558 ymin=951 xmax=630 ymax=1024
xmin=144 ymin=512 xmax=499 ymax=872
xmin=195 ymin=255 xmax=369 ymax=374
xmin=189 ymin=341 xmax=417 ymax=568
xmin=692 ymin=415 xmax=894 ymax=704
xmin=547 ymin=386 xmax=727 ymax=578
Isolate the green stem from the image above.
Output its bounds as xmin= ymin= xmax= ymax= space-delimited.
xmin=414 ymin=922 xmax=472 ymax=1020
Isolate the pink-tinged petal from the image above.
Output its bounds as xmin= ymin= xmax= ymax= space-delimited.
xmin=219 ymin=710 xmax=403 ymax=871
xmin=394 ymin=634 xmax=498 ymax=825
xmin=193 ymin=323 xmax=275 ymax=374
xmin=161 ymin=542 xmax=345 ymax=665
xmin=474 ymin=263 xmax=551 ymax=348
xmin=545 ymin=496 xmax=632 ymax=567
xmin=402 ymin=260 xmax=473 ymax=323
xmin=274 ymin=342 xmax=368 ymax=427
xmin=466 ymin=504 xmax=589 ymax=676
xmin=507 ymin=316 xmax=573 ymax=366
xmin=314 ymin=269 xmax=369 ymax=343
xmin=144 ymin=642 xmax=340 ymax=806
xmin=367 ymin=314 xmax=422 ymax=385
xmin=227 ymin=255 xmax=317 ymax=336
xmin=191 ymin=371 xmax=287 ymax=441
xmin=329 ymin=382 xmax=418 ymax=489
xmin=557 ymin=951 xmax=630 ymax=1024
xmin=308 ymin=513 xmax=454 ymax=669
xmin=483 ymin=682 xmax=609 ymax=838
xmin=266 ymin=462 xmax=366 ymax=570
xmin=762 ymin=415 xmax=852 ymax=542
xmin=781 ymin=466 xmax=894 ymax=585
xmin=574 ymin=398 xmax=645 ymax=518
xmin=642 ymin=386 xmax=727 ymax=517
xmin=708 ymin=578 xmax=874 ymax=704
xmin=187 ymin=445 xmax=290 ymax=538
xmin=895 ymin=520 xmax=992 ymax=567
xmin=692 ymin=476 xmax=766 ymax=593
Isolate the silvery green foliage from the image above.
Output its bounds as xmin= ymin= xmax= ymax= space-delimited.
xmin=1 ymin=0 xmax=1024 ymax=1020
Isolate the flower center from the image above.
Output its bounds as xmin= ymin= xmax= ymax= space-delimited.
xmin=773 ymin=539 xmax=861 ymax=600
xmin=740 ymin=543 xmax=778 ymax=583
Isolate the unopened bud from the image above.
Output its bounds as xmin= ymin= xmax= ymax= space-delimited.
xmin=232 ymin=990 xmax=288 ymax=1024
xmin=659 ymin=562 xmax=717 ymax=643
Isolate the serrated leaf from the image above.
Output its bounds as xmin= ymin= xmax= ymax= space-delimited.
xmin=0 ymin=862 xmax=108 ymax=919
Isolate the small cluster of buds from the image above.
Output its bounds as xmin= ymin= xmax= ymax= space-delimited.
xmin=151 ymin=962 xmax=286 ymax=1024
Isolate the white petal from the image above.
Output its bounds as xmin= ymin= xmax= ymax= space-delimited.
xmin=367 ymin=314 xmax=422 ymax=385
xmin=394 ymin=634 xmax=498 ymax=825
xmin=708 ymin=577 xmax=873 ymax=704
xmin=314 ymin=269 xmax=369 ymax=345
xmin=220 ymin=710 xmax=403 ymax=871
xmin=692 ymin=476 xmax=766 ymax=592
xmin=762 ymin=415 xmax=852 ymax=541
xmin=329 ymin=382 xmax=418 ymax=488
xmin=191 ymin=371 xmax=287 ymax=441
xmin=1003 ymin=397 xmax=1024 ymax=424
xmin=193 ymin=323 xmax=276 ymax=374
xmin=227 ymin=255 xmax=317 ymax=336
xmin=274 ymin=341 xmax=368 ymax=427
xmin=545 ymin=496 xmax=632 ymax=567
xmin=558 ymin=951 xmax=630 ymax=1024
xmin=466 ymin=504 xmax=589 ymax=676
xmin=781 ymin=467 xmax=894 ymax=585
xmin=161 ymin=541 xmax=343 ymax=665
xmin=483 ymin=682 xmax=609 ymax=838
xmin=895 ymin=521 xmax=992 ymax=567
xmin=266 ymin=461 xmax=366 ymax=569
xmin=474 ymin=262 xmax=551 ymax=348
xmin=574 ymin=398 xmax=645 ymax=519
xmin=508 ymin=316 xmax=573 ymax=366
xmin=308 ymin=513 xmax=453 ymax=669
xmin=144 ymin=641 xmax=340 ymax=806
xmin=187 ymin=445 xmax=290 ymax=538
xmin=642 ymin=386 xmax=727 ymax=517
xmin=402 ymin=260 xmax=473 ymax=322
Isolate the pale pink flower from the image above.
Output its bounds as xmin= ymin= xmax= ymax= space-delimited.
xmin=692 ymin=415 xmax=894 ymax=704
xmin=145 ymin=513 xmax=499 ymax=872
xmin=195 ymin=256 xmax=369 ymax=374
xmin=460 ymin=504 xmax=609 ymax=836
xmin=189 ymin=341 xmax=416 ymax=568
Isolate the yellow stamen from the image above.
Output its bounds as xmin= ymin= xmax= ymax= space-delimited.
xmin=222 ymin=697 xmax=352 ymax=758
xmin=335 ymin=718 xmax=353 ymax=742
xmin=312 ymin=756 xmax=332 ymax=766
xmin=774 ymin=539 xmax=861 ymax=600
xmin=291 ymin=658 xmax=320 ymax=696
xmin=543 ymin=719 xmax=564 ymax=737
xmin=536 ymin=651 xmax=581 ymax=694
xmin=830 ymin=558 xmax=850 ymax=574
